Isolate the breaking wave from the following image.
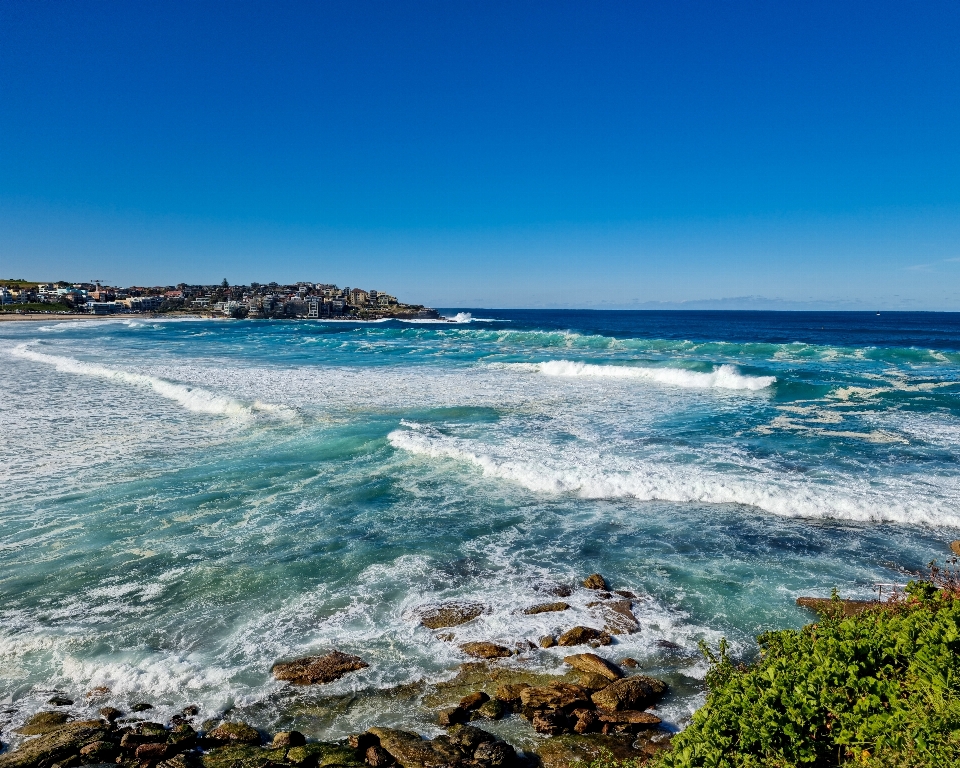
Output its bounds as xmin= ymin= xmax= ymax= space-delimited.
xmin=9 ymin=344 xmax=295 ymax=420
xmin=387 ymin=424 xmax=958 ymax=526
xmin=495 ymin=360 xmax=776 ymax=390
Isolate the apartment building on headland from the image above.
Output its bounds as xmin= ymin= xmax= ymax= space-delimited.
xmin=0 ymin=279 xmax=434 ymax=319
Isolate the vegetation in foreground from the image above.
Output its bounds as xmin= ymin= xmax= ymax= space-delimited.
xmin=644 ymin=567 xmax=960 ymax=768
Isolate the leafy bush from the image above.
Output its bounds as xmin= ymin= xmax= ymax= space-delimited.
xmin=651 ymin=582 xmax=960 ymax=768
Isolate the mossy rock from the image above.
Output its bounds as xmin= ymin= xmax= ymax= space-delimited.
xmin=201 ymin=745 xmax=288 ymax=768
xmin=285 ymin=743 xmax=362 ymax=768
xmin=423 ymin=663 xmax=582 ymax=708
xmin=531 ymin=734 xmax=647 ymax=768
xmin=16 ymin=711 xmax=72 ymax=736
xmin=0 ymin=721 xmax=109 ymax=768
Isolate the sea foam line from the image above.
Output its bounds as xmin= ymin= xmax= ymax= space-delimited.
xmin=387 ymin=425 xmax=958 ymax=526
xmin=9 ymin=344 xmax=294 ymax=420
xmin=494 ymin=360 xmax=776 ymax=390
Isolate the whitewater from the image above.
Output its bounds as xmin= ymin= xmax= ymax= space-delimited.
xmin=1 ymin=309 xmax=959 ymax=739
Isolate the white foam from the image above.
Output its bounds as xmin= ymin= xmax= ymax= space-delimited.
xmin=8 ymin=343 xmax=295 ymax=420
xmin=496 ymin=360 xmax=776 ymax=390
xmin=388 ymin=424 xmax=960 ymax=526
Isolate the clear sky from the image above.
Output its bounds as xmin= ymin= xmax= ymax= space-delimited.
xmin=1 ymin=1 xmax=959 ymax=309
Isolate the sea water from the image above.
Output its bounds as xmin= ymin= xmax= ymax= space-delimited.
xmin=1 ymin=310 xmax=959 ymax=739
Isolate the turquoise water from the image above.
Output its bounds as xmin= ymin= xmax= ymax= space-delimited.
xmin=1 ymin=310 xmax=959 ymax=738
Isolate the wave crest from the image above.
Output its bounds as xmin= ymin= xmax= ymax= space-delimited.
xmin=495 ymin=360 xmax=776 ymax=390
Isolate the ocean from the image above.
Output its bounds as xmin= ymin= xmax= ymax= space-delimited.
xmin=2 ymin=310 xmax=959 ymax=742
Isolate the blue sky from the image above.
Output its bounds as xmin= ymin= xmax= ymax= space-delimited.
xmin=1 ymin=1 xmax=959 ymax=308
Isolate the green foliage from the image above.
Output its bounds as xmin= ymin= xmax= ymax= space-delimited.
xmin=651 ymin=584 xmax=960 ymax=768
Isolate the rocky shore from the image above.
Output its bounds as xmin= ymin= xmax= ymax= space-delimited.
xmin=0 ymin=575 xmax=673 ymax=768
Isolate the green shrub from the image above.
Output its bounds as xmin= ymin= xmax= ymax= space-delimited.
xmin=651 ymin=583 xmax=960 ymax=768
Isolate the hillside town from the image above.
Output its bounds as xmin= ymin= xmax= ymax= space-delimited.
xmin=0 ymin=279 xmax=440 ymax=320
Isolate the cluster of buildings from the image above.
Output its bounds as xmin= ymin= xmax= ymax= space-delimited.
xmin=0 ymin=281 xmax=429 ymax=319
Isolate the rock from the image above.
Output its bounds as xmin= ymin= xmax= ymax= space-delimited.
xmin=79 ymin=741 xmax=118 ymax=762
xmin=595 ymin=600 xmax=640 ymax=635
xmin=472 ymin=740 xmax=516 ymax=768
xmin=418 ymin=602 xmax=485 ymax=630
xmin=202 ymin=745 xmax=289 ymax=768
xmin=366 ymin=728 xmax=448 ymax=768
xmin=458 ymin=691 xmax=489 ymax=710
xmin=434 ymin=633 xmax=454 ymax=642
xmin=168 ymin=723 xmax=198 ymax=749
xmin=519 ymin=682 xmax=591 ymax=712
xmin=47 ymin=696 xmax=74 ymax=707
xmin=656 ymin=640 xmax=681 ymax=651
xmin=131 ymin=702 xmax=154 ymax=712
xmin=272 ymin=651 xmax=370 ymax=685
xmin=531 ymin=734 xmax=650 ymax=768
xmin=286 ymin=743 xmax=361 ymax=767
xmin=563 ymin=653 xmax=623 ymax=681
xmin=182 ymin=706 xmax=199 ymax=717
xmin=522 ymin=602 xmax=570 ymax=615
xmin=444 ymin=725 xmax=494 ymax=753
xmin=272 ymin=731 xmax=306 ymax=749
xmin=159 ymin=755 xmax=200 ymax=768
xmin=539 ymin=635 xmax=556 ymax=648
xmin=0 ymin=721 xmax=109 ymax=768
xmin=98 ymin=707 xmax=122 ymax=722
xmin=571 ymin=709 xmax=597 ymax=734
xmin=544 ymin=584 xmax=573 ymax=598
xmin=951 ymin=540 xmax=960 ymax=557
xmin=613 ymin=591 xmax=636 ymax=599
xmin=85 ymin=687 xmax=110 ymax=699
xmin=459 ymin=642 xmax=512 ymax=659
xmin=121 ymin=730 xmax=166 ymax=749
xmin=205 ymin=722 xmax=261 ymax=745
xmin=582 ymin=574 xmax=608 ymax=591
xmin=619 ymin=657 xmax=639 ymax=668
xmin=591 ymin=676 xmax=668 ymax=711
xmin=557 ymin=627 xmax=612 ymax=647
xmin=493 ymin=683 xmax=530 ymax=704
xmin=475 ymin=699 xmax=505 ymax=720
xmin=576 ymin=673 xmax=614 ymax=691
xmin=596 ymin=710 xmax=662 ymax=727
xmin=365 ymin=745 xmax=394 ymax=767
xmin=436 ymin=707 xmax=468 ymax=727
xmin=531 ymin=711 xmax=567 ymax=735
xmin=17 ymin=712 xmax=72 ymax=736
xmin=137 ymin=743 xmax=174 ymax=761
xmin=796 ymin=596 xmax=877 ymax=617
xmin=349 ymin=734 xmax=379 ymax=752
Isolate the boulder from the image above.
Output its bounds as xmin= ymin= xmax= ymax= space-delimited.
xmin=595 ymin=600 xmax=640 ymax=635
xmin=459 ymin=642 xmax=512 ymax=659
xmin=98 ymin=707 xmax=122 ymax=722
xmin=531 ymin=711 xmax=567 ymax=735
xmin=571 ymin=709 xmax=597 ymax=734
xmin=544 ymin=584 xmax=573 ymax=598
xmin=272 ymin=731 xmax=306 ymax=749
xmin=436 ymin=707 xmax=468 ymax=727
xmin=46 ymin=696 xmax=73 ymax=707
xmin=79 ymin=740 xmax=118 ymax=762
xmin=202 ymin=745 xmax=289 ymax=768
xmin=563 ymin=653 xmax=623 ymax=681
xmin=951 ymin=540 xmax=960 ymax=557
xmin=556 ymin=627 xmax=612 ymax=647
xmin=418 ymin=602 xmax=485 ymax=630
xmin=472 ymin=740 xmax=516 ymax=768
xmin=17 ymin=712 xmax=72 ymax=736
xmin=539 ymin=635 xmax=556 ymax=649
xmin=522 ymin=602 xmax=570 ymax=615
xmin=493 ymin=683 xmax=530 ymax=704
xmin=0 ymin=720 xmax=109 ymax=768
xmin=474 ymin=698 xmax=505 ymax=720
xmin=168 ymin=723 xmax=198 ymax=749
xmin=596 ymin=710 xmax=662 ymax=727
xmin=136 ymin=743 xmax=174 ymax=761
xmin=519 ymin=682 xmax=591 ymax=712
xmin=182 ymin=706 xmax=200 ymax=717
xmin=613 ymin=590 xmax=636 ymax=599
xmin=458 ymin=691 xmax=489 ymax=710
xmin=159 ymin=755 xmax=201 ymax=768
xmin=619 ymin=657 xmax=639 ymax=668
xmin=582 ymin=574 xmax=608 ymax=591
xmin=272 ymin=651 xmax=369 ymax=685
xmin=205 ymin=722 xmax=261 ymax=745
xmin=656 ymin=640 xmax=681 ymax=651
xmin=591 ymin=676 xmax=668 ymax=712
xmin=131 ymin=702 xmax=154 ymax=712
xmin=444 ymin=725 xmax=494 ymax=753
xmin=531 ymin=734 xmax=652 ymax=768
xmin=576 ymin=673 xmax=614 ymax=691
xmin=367 ymin=728 xmax=449 ymax=768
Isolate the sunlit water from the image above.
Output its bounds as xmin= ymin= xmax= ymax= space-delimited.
xmin=1 ymin=310 xmax=959 ymax=740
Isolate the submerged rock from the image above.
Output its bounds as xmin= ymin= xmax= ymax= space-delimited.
xmin=272 ymin=650 xmax=369 ymax=685
xmin=522 ymin=602 xmax=570 ymax=615
xmin=98 ymin=706 xmax=123 ymax=722
xmin=16 ymin=711 xmax=72 ymax=736
xmin=418 ymin=602 xmax=485 ymax=630
xmin=46 ymin=696 xmax=73 ymax=707
xmin=459 ymin=642 xmax=512 ymax=659
xmin=131 ymin=702 xmax=154 ymax=712
xmin=591 ymin=676 xmax=668 ymax=712
xmin=563 ymin=653 xmax=623 ymax=681
xmin=619 ymin=657 xmax=639 ymax=668
xmin=556 ymin=627 xmax=612 ymax=647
